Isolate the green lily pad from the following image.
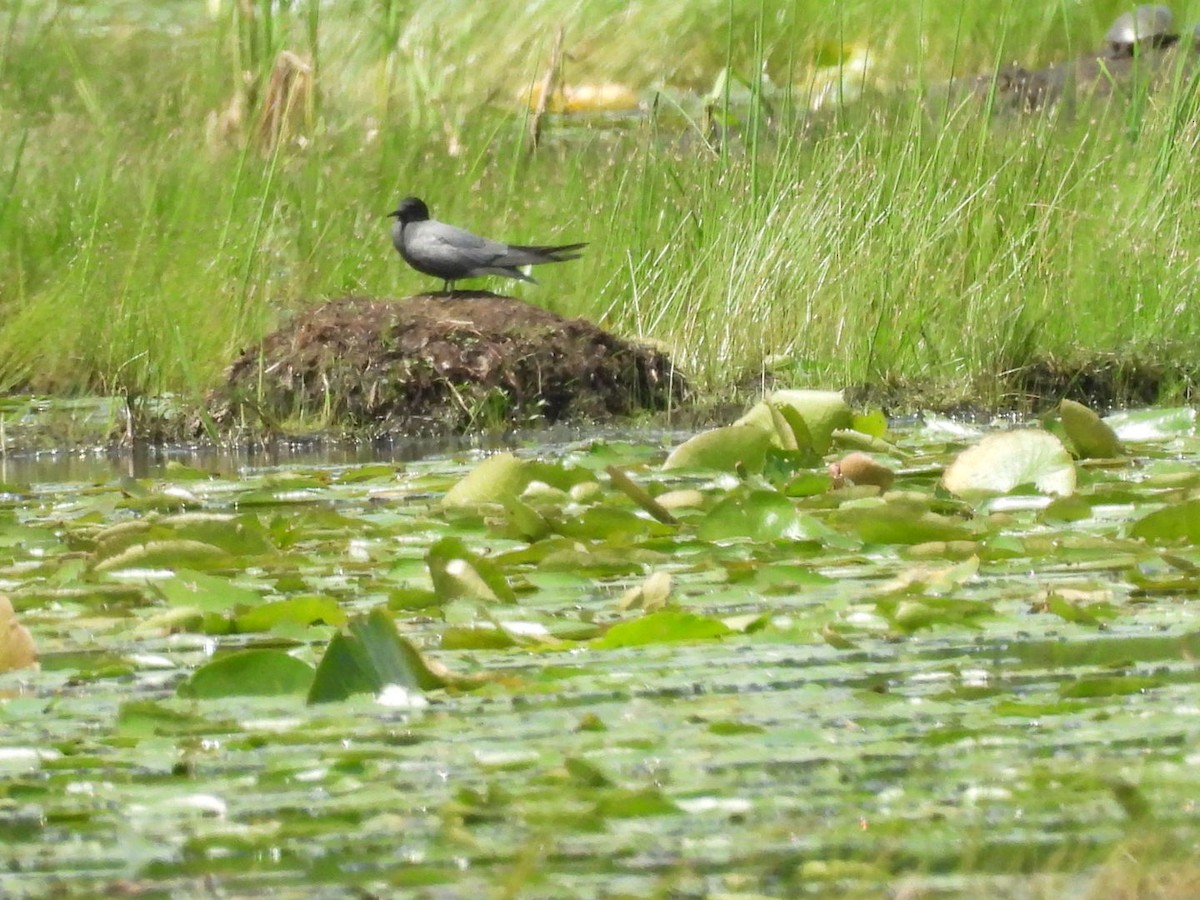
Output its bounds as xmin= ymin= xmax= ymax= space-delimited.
xmin=1059 ymin=399 xmax=1123 ymax=459
xmin=178 ymin=649 xmax=314 ymax=698
xmin=442 ymin=453 xmax=530 ymax=507
xmin=234 ymin=595 xmax=346 ymax=632
xmin=154 ymin=570 xmax=263 ymax=612
xmin=697 ymin=489 xmax=813 ymax=542
xmin=1130 ymin=499 xmax=1200 ymax=544
xmin=767 ymin=389 xmax=853 ymax=454
xmin=426 ymin=536 xmax=517 ymax=603
xmin=308 ymin=608 xmax=451 ymax=704
xmin=593 ymin=609 xmax=732 ymax=648
xmin=662 ymin=425 xmax=772 ymax=474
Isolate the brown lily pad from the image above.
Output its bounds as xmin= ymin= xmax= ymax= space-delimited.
xmin=210 ymin=293 xmax=687 ymax=435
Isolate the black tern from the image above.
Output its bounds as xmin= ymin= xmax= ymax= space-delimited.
xmin=388 ymin=196 xmax=586 ymax=293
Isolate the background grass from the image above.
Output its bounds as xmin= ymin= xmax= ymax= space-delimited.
xmin=3 ymin=0 xmax=1200 ymax=406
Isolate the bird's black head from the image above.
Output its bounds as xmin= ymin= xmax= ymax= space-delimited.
xmin=388 ymin=196 xmax=430 ymax=224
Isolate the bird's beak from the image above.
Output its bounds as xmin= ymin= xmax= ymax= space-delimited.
xmin=386 ymin=210 xmax=401 ymax=218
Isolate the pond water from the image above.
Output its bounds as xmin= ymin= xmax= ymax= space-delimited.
xmin=2 ymin=408 xmax=1199 ymax=897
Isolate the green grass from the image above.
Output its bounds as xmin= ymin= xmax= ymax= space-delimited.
xmin=3 ymin=0 xmax=1200 ymax=407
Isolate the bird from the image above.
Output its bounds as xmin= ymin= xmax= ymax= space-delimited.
xmin=388 ymin=196 xmax=586 ymax=294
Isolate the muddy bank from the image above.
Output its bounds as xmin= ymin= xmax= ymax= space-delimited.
xmin=946 ymin=9 xmax=1200 ymax=113
xmin=208 ymin=293 xmax=687 ymax=436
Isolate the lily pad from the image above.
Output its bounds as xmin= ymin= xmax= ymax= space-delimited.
xmin=427 ymin=536 xmax=517 ymax=604
xmin=662 ymin=424 xmax=772 ymax=474
xmin=308 ymin=608 xmax=451 ymax=704
xmin=943 ymin=430 xmax=1076 ymax=499
xmin=442 ymin=453 xmax=531 ymax=508
xmin=767 ymin=389 xmax=853 ymax=454
xmin=0 ymin=596 xmax=37 ymax=673
xmin=1059 ymin=399 xmax=1123 ymax=459
xmin=179 ymin=650 xmax=314 ymax=698
xmin=593 ymin=609 xmax=732 ymax=648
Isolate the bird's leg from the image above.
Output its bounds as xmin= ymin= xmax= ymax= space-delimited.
xmin=444 ymin=280 xmax=455 ymax=295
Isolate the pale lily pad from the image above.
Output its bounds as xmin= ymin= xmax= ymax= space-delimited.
xmin=735 ymin=401 xmax=801 ymax=449
xmin=442 ymin=453 xmax=531 ymax=507
xmin=94 ymin=539 xmax=233 ymax=573
xmin=1059 ymin=399 xmax=1123 ymax=459
xmin=943 ymin=430 xmax=1076 ymax=498
xmin=662 ymin=425 xmax=772 ymax=473
xmin=768 ymin=389 xmax=853 ymax=454
xmin=0 ymin=596 xmax=36 ymax=673
xmin=1103 ymin=407 xmax=1196 ymax=442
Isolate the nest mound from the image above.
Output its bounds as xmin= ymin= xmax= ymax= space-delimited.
xmin=210 ymin=293 xmax=687 ymax=434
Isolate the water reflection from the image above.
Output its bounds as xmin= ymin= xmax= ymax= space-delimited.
xmin=0 ymin=423 xmax=686 ymax=485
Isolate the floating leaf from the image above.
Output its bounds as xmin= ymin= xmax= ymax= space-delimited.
xmin=662 ymin=425 xmax=772 ymax=474
xmin=426 ymin=536 xmax=516 ymax=604
xmin=943 ymin=430 xmax=1076 ymax=499
xmin=442 ymin=453 xmax=530 ymax=507
xmin=94 ymin=540 xmax=233 ymax=573
xmin=594 ymin=609 xmax=732 ymax=648
xmin=835 ymin=498 xmax=972 ymax=545
xmin=767 ymin=389 xmax=853 ymax=454
xmin=116 ymin=700 xmax=206 ymax=738
xmin=1104 ymin=406 xmax=1196 ymax=442
xmin=1130 ymin=499 xmax=1200 ymax=544
xmin=154 ymin=570 xmax=263 ymax=612
xmin=593 ymin=787 xmax=678 ymax=818
xmin=0 ymin=597 xmax=37 ymax=673
xmin=618 ymin=570 xmax=672 ymax=611
xmin=234 ymin=596 xmax=346 ymax=632
xmin=697 ymin=489 xmax=810 ymax=542
xmin=179 ymin=650 xmax=313 ymax=698
xmin=308 ymin=608 xmax=453 ymax=704
xmin=1059 ymin=399 xmax=1123 ymax=459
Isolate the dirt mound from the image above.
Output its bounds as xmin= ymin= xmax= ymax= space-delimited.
xmin=209 ymin=293 xmax=687 ymax=435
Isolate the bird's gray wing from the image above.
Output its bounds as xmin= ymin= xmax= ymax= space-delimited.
xmin=410 ymin=221 xmax=522 ymax=275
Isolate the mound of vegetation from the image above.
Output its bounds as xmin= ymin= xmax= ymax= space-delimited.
xmin=210 ymin=294 xmax=687 ymax=435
